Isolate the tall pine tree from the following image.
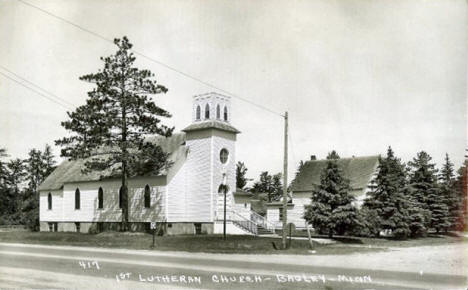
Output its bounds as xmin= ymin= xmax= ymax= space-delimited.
xmin=22 ymin=145 xmax=56 ymax=230
xmin=0 ymin=148 xmax=9 ymax=221
xmin=3 ymin=159 xmax=26 ymax=223
xmin=56 ymin=37 xmax=173 ymax=231
xmin=363 ymin=147 xmax=411 ymax=239
xmin=439 ymin=154 xmax=461 ymax=231
xmin=454 ymin=165 xmax=467 ymax=231
xmin=409 ymin=151 xmax=449 ymax=233
xmin=304 ymin=151 xmax=360 ymax=238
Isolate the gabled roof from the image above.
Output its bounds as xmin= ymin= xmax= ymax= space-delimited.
xmin=290 ymin=155 xmax=380 ymax=192
xmin=38 ymin=133 xmax=187 ymax=191
xmin=182 ymin=120 xmax=240 ymax=134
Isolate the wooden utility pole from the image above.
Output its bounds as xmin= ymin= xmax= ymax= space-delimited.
xmin=282 ymin=111 xmax=288 ymax=249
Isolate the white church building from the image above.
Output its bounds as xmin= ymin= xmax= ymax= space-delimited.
xmin=38 ymin=92 xmax=274 ymax=235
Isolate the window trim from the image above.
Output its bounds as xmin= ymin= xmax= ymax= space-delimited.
xmin=223 ymin=106 xmax=228 ymax=121
xmin=47 ymin=192 xmax=52 ymax=210
xmin=205 ymin=104 xmax=210 ymax=119
xmin=75 ymin=188 xmax=80 ymax=210
xmin=98 ymin=187 xmax=104 ymax=209
xmin=144 ymin=185 xmax=151 ymax=208
xmin=216 ymin=104 xmax=221 ymax=119
xmin=196 ymin=105 xmax=201 ymax=120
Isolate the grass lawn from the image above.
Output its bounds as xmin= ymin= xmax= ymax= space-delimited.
xmin=276 ymin=229 xmax=468 ymax=248
xmin=0 ymin=231 xmax=465 ymax=255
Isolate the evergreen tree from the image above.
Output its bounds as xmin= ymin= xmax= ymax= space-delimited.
xmin=22 ymin=145 xmax=56 ymax=230
xmin=439 ymin=154 xmax=462 ymax=231
xmin=363 ymin=147 xmax=411 ymax=239
xmin=454 ymin=165 xmax=467 ymax=231
xmin=304 ymin=151 xmax=360 ymax=238
xmin=3 ymin=159 xmax=26 ymax=223
xmin=0 ymin=148 xmax=7 ymax=184
xmin=55 ymin=37 xmax=173 ymax=230
xmin=0 ymin=148 xmax=8 ymax=220
xmin=409 ymin=151 xmax=449 ymax=233
xmin=236 ymin=161 xmax=248 ymax=190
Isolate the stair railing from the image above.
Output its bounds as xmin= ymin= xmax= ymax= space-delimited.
xmin=231 ymin=210 xmax=258 ymax=235
xmin=250 ymin=210 xmax=276 ymax=234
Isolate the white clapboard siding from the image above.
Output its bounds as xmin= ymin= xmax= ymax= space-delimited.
xmin=129 ymin=186 xmax=165 ymax=222
xmin=266 ymin=208 xmax=280 ymax=227
xmin=211 ymin=134 xmax=236 ymax=221
xmin=184 ymin=137 xmax=212 ymax=222
xmin=40 ymin=177 xmax=166 ymax=223
xmin=166 ymin=154 xmax=188 ymax=222
xmin=288 ymin=194 xmax=310 ymax=228
xmin=40 ymin=190 xmax=63 ymax=221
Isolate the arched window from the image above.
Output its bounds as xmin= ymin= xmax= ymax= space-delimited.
xmin=205 ymin=104 xmax=210 ymax=119
xmin=223 ymin=106 xmax=228 ymax=121
xmin=216 ymin=104 xmax=221 ymax=119
xmin=48 ymin=193 xmax=52 ymax=210
xmin=98 ymin=187 xmax=103 ymax=209
xmin=196 ymin=105 xmax=201 ymax=120
xmin=144 ymin=185 xmax=151 ymax=208
xmin=75 ymin=188 xmax=80 ymax=210
xmin=119 ymin=186 xmax=123 ymax=209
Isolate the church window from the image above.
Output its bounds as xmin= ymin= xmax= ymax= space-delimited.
xmin=144 ymin=185 xmax=151 ymax=208
xmin=48 ymin=193 xmax=52 ymax=210
xmin=223 ymin=106 xmax=228 ymax=121
xmin=205 ymin=104 xmax=210 ymax=119
xmin=220 ymin=148 xmax=229 ymax=164
xmin=216 ymin=104 xmax=221 ymax=119
xmin=75 ymin=188 xmax=80 ymax=210
xmin=98 ymin=187 xmax=103 ymax=209
xmin=196 ymin=105 xmax=201 ymax=120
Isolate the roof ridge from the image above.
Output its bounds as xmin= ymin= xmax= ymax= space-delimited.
xmin=305 ymin=155 xmax=380 ymax=163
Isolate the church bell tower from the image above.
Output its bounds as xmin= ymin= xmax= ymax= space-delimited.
xmin=182 ymin=92 xmax=240 ymax=224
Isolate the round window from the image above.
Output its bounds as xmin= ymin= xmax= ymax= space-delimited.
xmin=220 ymin=148 xmax=229 ymax=164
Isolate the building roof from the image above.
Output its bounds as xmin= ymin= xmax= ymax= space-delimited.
xmin=38 ymin=133 xmax=187 ymax=191
xmin=233 ymin=188 xmax=252 ymax=196
xmin=182 ymin=120 xmax=240 ymax=134
xmin=290 ymin=155 xmax=380 ymax=192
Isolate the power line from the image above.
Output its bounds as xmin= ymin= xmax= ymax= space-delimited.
xmin=17 ymin=0 xmax=284 ymax=117
xmin=0 ymin=71 xmax=73 ymax=110
xmin=0 ymin=65 xmax=77 ymax=107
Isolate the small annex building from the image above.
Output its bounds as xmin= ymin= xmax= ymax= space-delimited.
xmin=266 ymin=155 xmax=380 ymax=229
xmin=39 ymin=92 xmax=272 ymax=235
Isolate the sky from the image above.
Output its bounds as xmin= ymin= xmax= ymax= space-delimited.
xmin=0 ymin=0 xmax=467 ymax=184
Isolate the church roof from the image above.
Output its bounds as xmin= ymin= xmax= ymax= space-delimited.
xmin=290 ymin=155 xmax=380 ymax=192
xmin=182 ymin=120 xmax=240 ymax=134
xmin=38 ymin=133 xmax=187 ymax=191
